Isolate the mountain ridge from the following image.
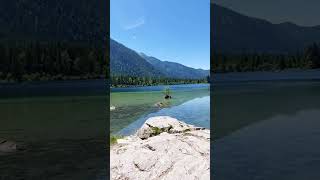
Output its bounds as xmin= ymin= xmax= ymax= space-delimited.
xmin=140 ymin=53 xmax=209 ymax=79
xmin=110 ymin=38 xmax=163 ymax=77
xmin=212 ymin=3 xmax=320 ymax=54
xmin=110 ymin=38 xmax=209 ymax=79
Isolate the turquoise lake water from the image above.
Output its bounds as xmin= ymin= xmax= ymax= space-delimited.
xmin=110 ymin=84 xmax=210 ymax=135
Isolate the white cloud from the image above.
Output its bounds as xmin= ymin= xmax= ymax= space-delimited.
xmin=124 ymin=17 xmax=145 ymax=30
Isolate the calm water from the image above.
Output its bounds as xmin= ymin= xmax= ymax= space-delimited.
xmin=110 ymin=84 xmax=210 ymax=135
xmin=0 ymin=80 xmax=108 ymax=180
xmin=213 ymin=71 xmax=320 ymax=180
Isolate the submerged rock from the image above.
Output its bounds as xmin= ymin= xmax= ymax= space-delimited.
xmin=0 ymin=139 xmax=26 ymax=155
xmin=154 ymin=102 xmax=164 ymax=108
xmin=110 ymin=116 xmax=210 ymax=180
xmin=154 ymin=102 xmax=170 ymax=109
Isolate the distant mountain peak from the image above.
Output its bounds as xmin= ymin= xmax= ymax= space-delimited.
xmin=139 ymin=52 xmax=147 ymax=57
xmin=140 ymin=53 xmax=209 ymax=79
xmin=110 ymin=39 xmax=209 ymax=79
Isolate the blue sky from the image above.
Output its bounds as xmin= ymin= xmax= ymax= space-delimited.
xmin=111 ymin=0 xmax=210 ymax=70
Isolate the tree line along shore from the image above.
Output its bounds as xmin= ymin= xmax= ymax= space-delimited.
xmin=2 ymin=41 xmax=320 ymax=83
xmin=0 ymin=41 xmax=108 ymax=82
xmin=0 ymin=40 xmax=209 ymax=86
xmin=110 ymin=76 xmax=209 ymax=87
xmin=212 ymin=43 xmax=320 ymax=73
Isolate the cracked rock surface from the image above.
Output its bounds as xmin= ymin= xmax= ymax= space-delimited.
xmin=110 ymin=116 xmax=210 ymax=180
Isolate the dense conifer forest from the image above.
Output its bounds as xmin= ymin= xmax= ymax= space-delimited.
xmin=110 ymin=76 xmax=209 ymax=87
xmin=0 ymin=41 xmax=108 ymax=82
xmin=212 ymin=43 xmax=320 ymax=73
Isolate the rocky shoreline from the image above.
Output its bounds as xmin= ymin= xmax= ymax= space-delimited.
xmin=110 ymin=116 xmax=210 ymax=180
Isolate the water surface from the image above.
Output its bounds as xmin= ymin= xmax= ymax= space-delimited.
xmin=0 ymin=80 xmax=107 ymax=179
xmin=213 ymin=71 xmax=320 ymax=180
xmin=110 ymin=84 xmax=210 ymax=135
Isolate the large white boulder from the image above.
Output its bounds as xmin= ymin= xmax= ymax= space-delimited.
xmin=110 ymin=116 xmax=210 ymax=180
xmin=136 ymin=116 xmax=205 ymax=139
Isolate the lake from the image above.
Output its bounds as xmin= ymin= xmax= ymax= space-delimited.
xmin=212 ymin=71 xmax=320 ymax=180
xmin=0 ymin=80 xmax=108 ymax=179
xmin=110 ymin=84 xmax=210 ymax=135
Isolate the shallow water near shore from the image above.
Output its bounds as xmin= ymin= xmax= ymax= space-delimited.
xmin=119 ymin=96 xmax=210 ymax=135
xmin=110 ymin=84 xmax=210 ymax=135
xmin=0 ymin=80 xmax=108 ymax=179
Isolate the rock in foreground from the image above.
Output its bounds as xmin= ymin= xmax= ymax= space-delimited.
xmin=0 ymin=139 xmax=26 ymax=155
xmin=110 ymin=116 xmax=210 ymax=180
